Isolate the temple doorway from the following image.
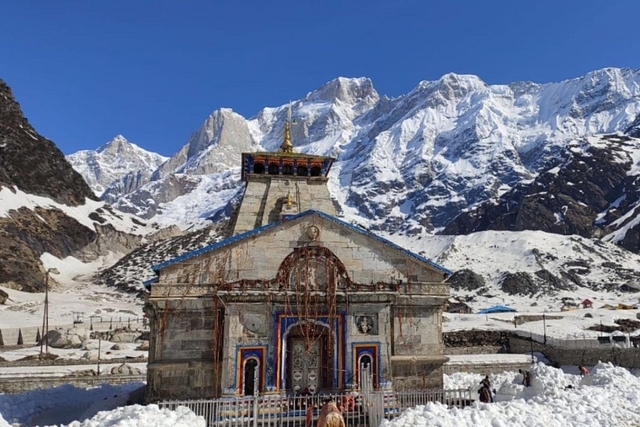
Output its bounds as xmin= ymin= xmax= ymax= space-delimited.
xmin=286 ymin=324 xmax=331 ymax=393
xmin=243 ymin=358 xmax=259 ymax=396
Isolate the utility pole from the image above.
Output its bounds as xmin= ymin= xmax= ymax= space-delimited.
xmin=39 ymin=267 xmax=60 ymax=358
xmin=97 ymin=337 xmax=101 ymax=376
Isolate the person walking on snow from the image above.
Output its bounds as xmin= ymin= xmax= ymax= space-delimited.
xmin=479 ymin=375 xmax=494 ymax=403
xmin=519 ymin=369 xmax=532 ymax=387
xmin=579 ymin=365 xmax=589 ymax=376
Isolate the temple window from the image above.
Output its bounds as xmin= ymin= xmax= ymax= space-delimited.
xmin=283 ymin=164 xmax=293 ymax=175
xmin=253 ymin=162 xmax=265 ymax=174
xmin=310 ymin=165 xmax=322 ymax=176
xmin=297 ymin=165 xmax=308 ymax=176
xmin=268 ymin=163 xmax=279 ymax=175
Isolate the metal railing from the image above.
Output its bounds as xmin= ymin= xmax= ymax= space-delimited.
xmin=158 ymin=388 xmax=473 ymax=427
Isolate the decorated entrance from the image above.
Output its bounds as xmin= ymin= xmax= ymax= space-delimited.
xmin=276 ymin=314 xmax=346 ymax=392
xmin=286 ymin=324 xmax=331 ymax=393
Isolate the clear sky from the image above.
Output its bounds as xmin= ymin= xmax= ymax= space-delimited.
xmin=1 ymin=0 xmax=639 ymax=156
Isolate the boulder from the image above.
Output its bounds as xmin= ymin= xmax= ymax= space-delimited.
xmin=110 ymin=331 xmax=140 ymax=343
xmin=447 ymin=269 xmax=485 ymax=291
xmin=47 ymin=328 xmax=89 ymax=349
xmin=0 ymin=289 xmax=8 ymax=304
xmin=81 ymin=351 xmax=98 ymax=360
xmin=110 ymin=363 xmax=143 ymax=375
xmin=83 ymin=340 xmax=100 ymax=350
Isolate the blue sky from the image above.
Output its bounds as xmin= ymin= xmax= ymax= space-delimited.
xmin=1 ymin=0 xmax=639 ymax=156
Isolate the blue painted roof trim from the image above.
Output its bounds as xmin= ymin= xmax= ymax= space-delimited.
xmin=142 ymin=276 xmax=159 ymax=290
xmin=151 ymin=210 xmax=452 ymax=276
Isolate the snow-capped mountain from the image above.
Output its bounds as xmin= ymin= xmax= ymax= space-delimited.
xmin=69 ymin=68 xmax=640 ymax=239
xmin=66 ymin=135 xmax=168 ymax=197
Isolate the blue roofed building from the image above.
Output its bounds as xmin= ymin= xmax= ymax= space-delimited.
xmin=144 ymin=112 xmax=452 ymax=402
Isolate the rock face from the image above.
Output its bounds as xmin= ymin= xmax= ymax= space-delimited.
xmin=0 ymin=80 xmax=95 ymax=206
xmin=499 ymin=272 xmax=538 ymax=296
xmin=0 ymin=79 xmax=176 ymax=292
xmin=443 ymin=134 xmax=640 ymax=254
xmin=0 ymin=207 xmax=96 ymax=291
xmin=447 ymin=269 xmax=486 ymax=291
xmin=153 ymin=108 xmax=257 ymax=179
xmin=98 ymin=221 xmax=228 ymax=292
xmin=0 ymin=80 xmax=100 ymax=290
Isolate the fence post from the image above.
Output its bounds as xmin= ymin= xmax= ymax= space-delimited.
xmin=253 ymin=364 xmax=259 ymax=427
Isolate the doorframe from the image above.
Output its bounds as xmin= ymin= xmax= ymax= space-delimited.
xmin=236 ymin=346 xmax=266 ymax=395
xmin=352 ymin=342 xmax=381 ymax=388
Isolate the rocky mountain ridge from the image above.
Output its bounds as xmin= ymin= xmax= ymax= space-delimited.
xmin=0 ymin=79 xmax=179 ymax=292
xmin=444 ymin=133 xmax=640 ymax=255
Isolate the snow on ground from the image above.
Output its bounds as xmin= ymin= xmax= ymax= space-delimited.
xmin=0 ymin=186 xmax=163 ymax=236
xmin=0 ymin=250 xmax=144 ymax=333
xmin=1 ymin=363 xmax=639 ymax=426
xmin=386 ymin=362 xmax=640 ymax=427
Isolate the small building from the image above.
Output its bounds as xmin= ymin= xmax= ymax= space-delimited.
xmin=144 ymin=113 xmax=452 ymax=401
xmin=446 ymin=301 xmax=473 ymax=314
xmin=581 ymin=299 xmax=593 ymax=309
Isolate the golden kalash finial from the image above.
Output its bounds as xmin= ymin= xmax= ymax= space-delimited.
xmin=279 ymin=102 xmax=295 ymax=153
xmin=285 ymin=191 xmax=294 ymax=208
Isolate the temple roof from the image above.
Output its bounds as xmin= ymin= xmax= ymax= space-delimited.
xmin=150 ymin=209 xmax=452 ymax=276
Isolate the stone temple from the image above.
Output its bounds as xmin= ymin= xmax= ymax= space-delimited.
xmin=144 ymin=114 xmax=451 ymax=401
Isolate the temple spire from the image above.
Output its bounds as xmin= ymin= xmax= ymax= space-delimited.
xmin=279 ymin=102 xmax=295 ymax=153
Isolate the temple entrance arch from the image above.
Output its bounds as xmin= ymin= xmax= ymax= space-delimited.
xmin=277 ymin=315 xmax=346 ymax=393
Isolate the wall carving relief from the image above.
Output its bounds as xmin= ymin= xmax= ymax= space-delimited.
xmin=240 ymin=314 xmax=266 ymax=337
xmin=355 ymin=314 xmax=378 ymax=335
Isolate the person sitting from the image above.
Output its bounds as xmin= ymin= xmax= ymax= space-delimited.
xmin=579 ymin=365 xmax=589 ymax=377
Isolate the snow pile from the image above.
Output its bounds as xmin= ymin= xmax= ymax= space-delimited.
xmin=385 ymin=363 xmax=640 ymax=427
xmin=63 ymin=405 xmax=205 ymax=427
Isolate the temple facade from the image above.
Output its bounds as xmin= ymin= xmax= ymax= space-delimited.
xmin=144 ymin=118 xmax=451 ymax=402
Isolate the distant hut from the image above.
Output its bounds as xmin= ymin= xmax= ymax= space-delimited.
xmin=446 ymin=301 xmax=473 ymax=314
xmin=581 ymin=299 xmax=593 ymax=309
